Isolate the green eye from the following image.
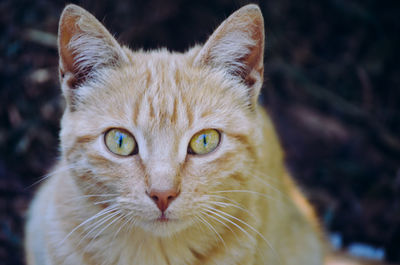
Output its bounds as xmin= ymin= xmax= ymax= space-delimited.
xmin=104 ymin=129 xmax=137 ymax=156
xmin=189 ymin=129 xmax=220 ymax=155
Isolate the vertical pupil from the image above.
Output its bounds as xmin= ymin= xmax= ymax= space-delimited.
xmin=203 ymin=134 xmax=207 ymax=146
xmin=118 ymin=134 xmax=123 ymax=148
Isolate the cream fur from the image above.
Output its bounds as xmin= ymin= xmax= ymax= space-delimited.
xmin=25 ymin=4 xmax=326 ymax=265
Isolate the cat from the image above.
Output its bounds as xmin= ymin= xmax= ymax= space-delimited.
xmin=25 ymin=4 xmax=327 ymax=265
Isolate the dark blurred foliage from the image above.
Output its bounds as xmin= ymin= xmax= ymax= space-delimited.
xmin=0 ymin=0 xmax=399 ymax=264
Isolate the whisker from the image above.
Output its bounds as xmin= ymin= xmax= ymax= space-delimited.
xmin=211 ymin=190 xmax=281 ymax=204
xmin=194 ymin=214 xmax=226 ymax=248
xmin=192 ymin=215 xmax=207 ymax=234
xmin=87 ymin=212 xmax=123 ymax=249
xmin=93 ymin=199 xmax=118 ymax=205
xmin=126 ymin=213 xmax=138 ymax=234
xmin=205 ymin=205 xmax=282 ymax=265
xmin=79 ymin=210 xmax=120 ymax=245
xmin=248 ymin=167 xmax=276 ymax=177
xmin=64 ymin=193 xmax=119 ymax=204
xmin=249 ymin=172 xmax=285 ymax=195
xmin=202 ymin=207 xmax=254 ymax=242
xmin=199 ymin=209 xmax=239 ymax=241
xmin=25 ymin=163 xmax=76 ymax=190
xmin=75 ymin=194 xmax=119 ymax=199
xmin=207 ymin=194 xmax=258 ymax=219
xmin=59 ymin=204 xmax=118 ymax=246
xmin=206 ymin=201 xmax=257 ymax=220
xmin=112 ymin=213 xmax=132 ymax=241
xmin=204 ymin=206 xmax=269 ymax=264
xmin=206 ymin=194 xmax=248 ymax=208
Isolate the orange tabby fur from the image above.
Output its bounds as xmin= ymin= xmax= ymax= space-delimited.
xmin=25 ymin=4 xmax=327 ymax=265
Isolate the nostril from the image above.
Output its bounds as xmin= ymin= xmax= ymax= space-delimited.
xmin=148 ymin=188 xmax=180 ymax=212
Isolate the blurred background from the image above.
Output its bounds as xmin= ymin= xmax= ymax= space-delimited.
xmin=0 ymin=0 xmax=399 ymax=264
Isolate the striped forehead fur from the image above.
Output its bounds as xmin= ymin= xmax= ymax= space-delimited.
xmin=73 ymin=49 xmax=254 ymax=125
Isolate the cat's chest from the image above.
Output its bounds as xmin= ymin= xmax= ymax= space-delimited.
xmin=86 ymin=231 xmax=254 ymax=265
xmin=87 ymin=232 xmax=194 ymax=265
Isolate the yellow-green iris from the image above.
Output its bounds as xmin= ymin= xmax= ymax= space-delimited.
xmin=104 ymin=129 xmax=137 ymax=156
xmin=189 ymin=129 xmax=220 ymax=155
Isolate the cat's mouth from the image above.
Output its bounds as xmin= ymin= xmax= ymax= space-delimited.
xmin=136 ymin=212 xmax=194 ymax=237
xmin=157 ymin=213 xmax=170 ymax=222
xmin=153 ymin=212 xmax=182 ymax=224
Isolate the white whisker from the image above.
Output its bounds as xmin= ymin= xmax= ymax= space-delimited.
xmin=206 ymin=194 xmax=248 ymax=208
xmin=199 ymin=209 xmax=239 ymax=242
xmin=195 ymin=214 xmax=226 ymax=248
xmin=112 ymin=214 xmax=132 ymax=240
xmin=76 ymin=194 xmax=119 ymax=199
xmin=206 ymin=200 xmax=257 ymax=220
xmin=250 ymin=173 xmax=284 ymax=194
xmin=212 ymin=190 xmax=280 ymax=203
xmin=93 ymin=199 xmax=118 ymax=205
xmin=59 ymin=204 xmax=118 ymax=246
xmin=86 ymin=212 xmax=123 ymax=249
xmin=79 ymin=210 xmax=120 ymax=245
xmin=203 ymin=207 xmax=254 ymax=242
xmin=25 ymin=163 xmax=76 ymax=189
xmin=126 ymin=213 xmax=138 ymax=234
xmin=204 ymin=205 xmax=282 ymax=265
xmin=64 ymin=193 xmax=119 ymax=204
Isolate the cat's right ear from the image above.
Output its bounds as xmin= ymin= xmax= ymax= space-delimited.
xmin=58 ymin=4 xmax=128 ymax=108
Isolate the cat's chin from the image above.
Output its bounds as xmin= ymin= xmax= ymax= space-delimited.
xmin=137 ymin=218 xmax=193 ymax=237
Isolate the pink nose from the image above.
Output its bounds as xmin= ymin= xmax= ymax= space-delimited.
xmin=148 ymin=189 xmax=179 ymax=212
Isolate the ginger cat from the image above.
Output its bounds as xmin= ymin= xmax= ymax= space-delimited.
xmin=25 ymin=4 xmax=326 ymax=265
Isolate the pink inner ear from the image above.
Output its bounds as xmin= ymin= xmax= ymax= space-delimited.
xmin=59 ymin=12 xmax=82 ymax=77
xmin=242 ymin=15 xmax=264 ymax=75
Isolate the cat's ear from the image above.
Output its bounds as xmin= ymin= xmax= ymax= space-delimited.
xmin=194 ymin=4 xmax=264 ymax=106
xmin=58 ymin=4 xmax=128 ymax=106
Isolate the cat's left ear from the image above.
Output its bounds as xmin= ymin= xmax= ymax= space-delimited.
xmin=194 ymin=4 xmax=264 ymax=106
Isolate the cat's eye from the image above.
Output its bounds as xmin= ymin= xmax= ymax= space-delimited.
xmin=104 ymin=128 xmax=137 ymax=156
xmin=188 ymin=129 xmax=220 ymax=155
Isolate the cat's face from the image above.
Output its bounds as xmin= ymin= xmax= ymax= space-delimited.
xmin=58 ymin=4 xmax=264 ymax=236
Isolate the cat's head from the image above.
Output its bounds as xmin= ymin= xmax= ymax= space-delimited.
xmin=58 ymin=4 xmax=265 ymax=236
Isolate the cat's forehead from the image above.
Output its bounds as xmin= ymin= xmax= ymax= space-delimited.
xmin=92 ymin=50 xmax=249 ymax=130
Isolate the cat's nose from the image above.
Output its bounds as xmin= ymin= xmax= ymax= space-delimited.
xmin=148 ymin=189 xmax=179 ymax=212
